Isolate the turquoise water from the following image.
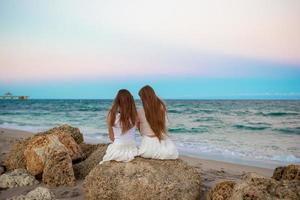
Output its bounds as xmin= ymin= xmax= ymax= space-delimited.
xmin=0 ymin=99 xmax=299 ymax=167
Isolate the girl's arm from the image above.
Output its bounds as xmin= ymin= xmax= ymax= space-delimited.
xmin=107 ymin=113 xmax=114 ymax=142
xmin=136 ymin=111 xmax=141 ymax=134
xmin=108 ymin=125 xmax=114 ymax=142
xmin=136 ymin=120 xmax=141 ymax=133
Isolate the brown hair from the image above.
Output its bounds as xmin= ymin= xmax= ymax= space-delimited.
xmin=139 ymin=85 xmax=167 ymax=140
xmin=107 ymin=89 xmax=137 ymax=133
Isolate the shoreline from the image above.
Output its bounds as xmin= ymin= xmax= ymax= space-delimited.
xmin=0 ymin=127 xmax=276 ymax=199
xmin=0 ymin=126 xmax=286 ymax=169
xmin=0 ymin=127 xmax=277 ymax=172
xmin=0 ymin=127 xmax=274 ymax=177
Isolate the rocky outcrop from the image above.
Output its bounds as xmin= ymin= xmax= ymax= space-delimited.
xmin=272 ymin=164 xmax=300 ymax=181
xmin=0 ymin=169 xmax=38 ymax=188
xmin=39 ymin=124 xmax=84 ymax=144
xmin=207 ymin=172 xmax=300 ymax=200
xmin=24 ymin=132 xmax=83 ymax=175
xmin=83 ymin=157 xmax=201 ymax=200
xmin=73 ymin=144 xmax=108 ymax=179
xmin=8 ymin=186 xmax=55 ymax=200
xmin=3 ymin=138 xmax=31 ymax=171
xmin=3 ymin=125 xmax=84 ymax=187
xmin=42 ymin=146 xmax=75 ymax=187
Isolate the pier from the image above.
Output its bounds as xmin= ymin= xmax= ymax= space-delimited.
xmin=0 ymin=92 xmax=29 ymax=100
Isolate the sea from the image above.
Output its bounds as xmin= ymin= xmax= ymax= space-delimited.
xmin=0 ymin=99 xmax=299 ymax=168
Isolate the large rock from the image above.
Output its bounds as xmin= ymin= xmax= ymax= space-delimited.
xmin=272 ymin=164 xmax=300 ymax=181
xmin=39 ymin=124 xmax=84 ymax=144
xmin=83 ymin=157 xmax=201 ymax=200
xmin=207 ymin=172 xmax=300 ymax=200
xmin=24 ymin=132 xmax=83 ymax=175
xmin=42 ymin=146 xmax=76 ymax=187
xmin=0 ymin=168 xmax=38 ymax=188
xmin=73 ymin=144 xmax=108 ymax=179
xmin=3 ymin=125 xmax=84 ymax=176
xmin=8 ymin=186 xmax=55 ymax=200
xmin=3 ymin=138 xmax=31 ymax=171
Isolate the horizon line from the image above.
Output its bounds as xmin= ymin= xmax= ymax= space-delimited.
xmin=2 ymin=98 xmax=300 ymax=101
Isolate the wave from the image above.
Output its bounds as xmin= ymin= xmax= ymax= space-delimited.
xmin=193 ymin=117 xmax=221 ymax=122
xmin=257 ymin=112 xmax=299 ymax=117
xmin=271 ymin=155 xmax=300 ymax=163
xmin=78 ymin=107 xmax=101 ymax=112
xmin=274 ymin=127 xmax=300 ymax=135
xmin=168 ymin=109 xmax=180 ymax=113
xmin=233 ymin=124 xmax=269 ymax=131
xmin=168 ymin=127 xmax=208 ymax=133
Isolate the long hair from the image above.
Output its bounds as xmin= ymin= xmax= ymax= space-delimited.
xmin=139 ymin=85 xmax=167 ymax=140
xmin=107 ymin=89 xmax=137 ymax=134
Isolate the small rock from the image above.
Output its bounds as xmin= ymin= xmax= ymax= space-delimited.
xmin=0 ymin=165 xmax=5 ymax=175
xmin=207 ymin=180 xmax=236 ymax=200
xmin=0 ymin=169 xmax=38 ymax=188
xmin=79 ymin=143 xmax=102 ymax=159
xmin=207 ymin=170 xmax=300 ymax=200
xmin=27 ymin=187 xmax=55 ymax=199
xmin=73 ymin=144 xmax=108 ymax=179
xmin=8 ymin=186 xmax=55 ymax=200
xmin=272 ymin=164 xmax=300 ymax=181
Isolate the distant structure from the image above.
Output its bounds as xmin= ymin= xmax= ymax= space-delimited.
xmin=0 ymin=92 xmax=29 ymax=100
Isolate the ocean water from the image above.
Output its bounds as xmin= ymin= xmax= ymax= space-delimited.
xmin=1 ymin=99 xmax=299 ymax=168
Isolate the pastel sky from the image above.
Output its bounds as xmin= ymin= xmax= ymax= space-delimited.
xmin=0 ymin=0 xmax=300 ymax=99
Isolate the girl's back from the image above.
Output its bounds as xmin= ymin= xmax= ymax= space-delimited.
xmin=113 ymin=113 xmax=136 ymax=143
xmin=99 ymin=89 xmax=138 ymax=164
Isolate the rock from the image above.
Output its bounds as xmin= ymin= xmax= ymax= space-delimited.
xmin=0 ymin=169 xmax=38 ymax=188
xmin=80 ymin=143 xmax=103 ymax=159
xmin=27 ymin=186 xmax=55 ymax=199
xmin=54 ymin=187 xmax=81 ymax=199
xmin=39 ymin=124 xmax=84 ymax=144
xmin=272 ymin=166 xmax=285 ymax=181
xmin=207 ymin=181 xmax=236 ymax=200
xmin=272 ymin=164 xmax=300 ymax=181
xmin=42 ymin=145 xmax=76 ymax=187
xmin=83 ymin=157 xmax=201 ymax=200
xmin=3 ymin=138 xmax=31 ymax=171
xmin=0 ymin=165 xmax=5 ymax=175
xmin=207 ymin=172 xmax=300 ymax=200
xmin=73 ymin=144 xmax=108 ymax=179
xmin=8 ymin=186 xmax=55 ymax=200
xmin=24 ymin=132 xmax=83 ymax=175
xmin=3 ymin=125 xmax=83 ymax=176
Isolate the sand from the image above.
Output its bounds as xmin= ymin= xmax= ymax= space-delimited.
xmin=0 ymin=127 xmax=274 ymax=200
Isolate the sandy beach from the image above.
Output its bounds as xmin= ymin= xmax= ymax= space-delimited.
xmin=0 ymin=127 xmax=275 ymax=200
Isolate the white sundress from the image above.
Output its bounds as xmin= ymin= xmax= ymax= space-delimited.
xmin=100 ymin=113 xmax=138 ymax=164
xmin=138 ymin=109 xmax=178 ymax=159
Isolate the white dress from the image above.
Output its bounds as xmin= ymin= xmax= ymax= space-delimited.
xmin=138 ymin=109 xmax=178 ymax=159
xmin=100 ymin=113 xmax=138 ymax=164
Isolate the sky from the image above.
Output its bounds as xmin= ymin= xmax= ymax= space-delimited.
xmin=0 ymin=0 xmax=300 ymax=99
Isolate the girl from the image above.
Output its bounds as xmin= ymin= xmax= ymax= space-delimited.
xmin=100 ymin=89 xmax=138 ymax=164
xmin=137 ymin=85 xmax=178 ymax=159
